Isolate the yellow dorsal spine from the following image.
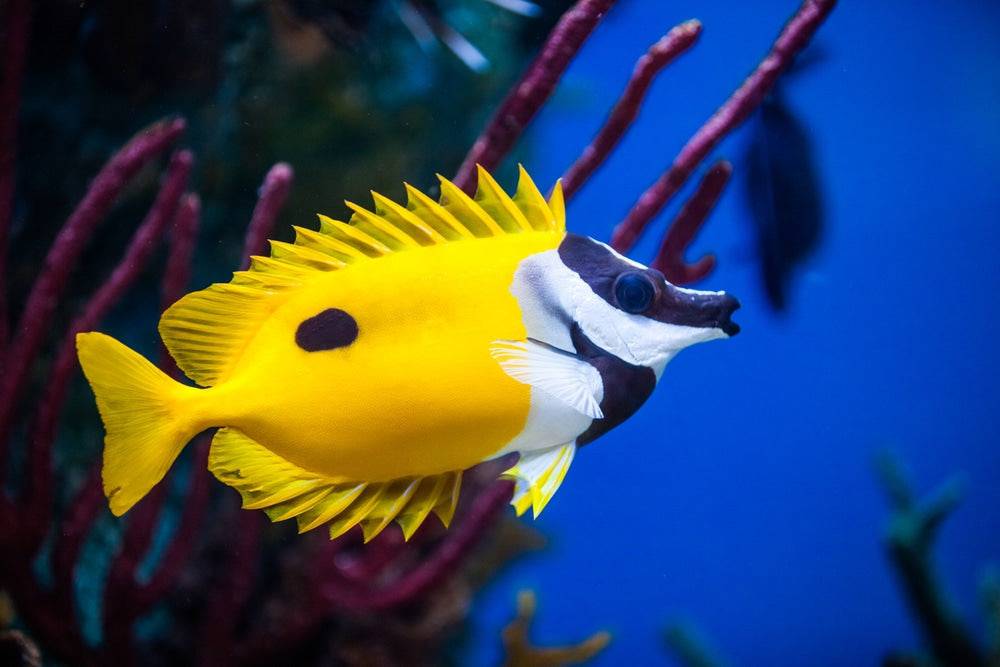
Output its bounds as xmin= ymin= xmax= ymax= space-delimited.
xmin=474 ymin=165 xmax=533 ymax=233
xmin=436 ymin=174 xmax=506 ymax=237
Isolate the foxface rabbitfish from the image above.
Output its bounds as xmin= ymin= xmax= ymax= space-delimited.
xmin=77 ymin=166 xmax=740 ymax=541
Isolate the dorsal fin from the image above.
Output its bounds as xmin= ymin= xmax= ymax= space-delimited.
xmin=159 ymin=167 xmax=564 ymax=387
xmin=208 ymin=427 xmax=464 ymax=541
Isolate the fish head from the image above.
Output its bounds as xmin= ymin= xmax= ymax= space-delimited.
xmin=550 ymin=233 xmax=739 ymax=373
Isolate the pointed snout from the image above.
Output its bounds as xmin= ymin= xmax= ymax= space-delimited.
xmin=707 ymin=292 xmax=741 ymax=337
xmin=655 ymin=284 xmax=741 ymax=337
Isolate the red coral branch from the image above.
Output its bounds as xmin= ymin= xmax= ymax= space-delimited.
xmin=319 ymin=480 xmax=514 ymax=612
xmin=561 ymin=20 xmax=702 ymax=200
xmin=162 ymin=193 xmax=201 ymax=313
xmin=454 ymin=0 xmax=618 ymax=192
xmin=651 ymin=160 xmax=731 ymax=285
xmin=159 ymin=192 xmax=201 ymax=374
xmin=135 ymin=440 xmax=211 ymax=608
xmin=233 ymin=479 xmax=514 ymax=666
xmin=0 ymin=0 xmax=30 ymax=354
xmin=199 ymin=509 xmax=265 ymax=667
xmin=0 ymin=118 xmax=186 ymax=468
xmin=21 ymin=151 xmax=192 ymax=548
xmin=51 ymin=470 xmax=105 ymax=621
xmin=611 ymin=0 xmax=836 ymax=253
xmin=241 ymin=162 xmax=294 ymax=265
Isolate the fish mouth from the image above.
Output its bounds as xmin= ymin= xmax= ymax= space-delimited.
xmin=715 ymin=294 xmax=741 ymax=337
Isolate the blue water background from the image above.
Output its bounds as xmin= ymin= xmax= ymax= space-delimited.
xmin=468 ymin=1 xmax=1000 ymax=664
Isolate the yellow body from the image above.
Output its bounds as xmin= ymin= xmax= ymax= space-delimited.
xmin=76 ymin=167 xmax=572 ymax=540
xmin=199 ymin=231 xmax=561 ymax=481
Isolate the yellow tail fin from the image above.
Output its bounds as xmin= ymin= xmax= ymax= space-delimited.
xmin=76 ymin=332 xmax=201 ymax=516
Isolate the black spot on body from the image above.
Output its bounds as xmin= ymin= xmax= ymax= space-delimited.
xmin=295 ymin=308 xmax=358 ymax=352
xmin=557 ymin=233 xmax=740 ymax=335
xmin=570 ymin=324 xmax=656 ymax=446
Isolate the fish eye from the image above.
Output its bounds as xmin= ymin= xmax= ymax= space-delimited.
xmin=613 ymin=272 xmax=655 ymax=314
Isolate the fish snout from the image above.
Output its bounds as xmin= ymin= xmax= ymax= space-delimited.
xmin=711 ymin=293 xmax=741 ymax=337
xmin=656 ymin=283 xmax=741 ymax=337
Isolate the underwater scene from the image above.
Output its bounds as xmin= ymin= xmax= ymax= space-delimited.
xmin=1 ymin=0 xmax=998 ymax=665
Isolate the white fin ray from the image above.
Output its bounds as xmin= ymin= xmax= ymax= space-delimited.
xmin=503 ymin=444 xmax=576 ymax=517
xmin=490 ymin=340 xmax=604 ymax=419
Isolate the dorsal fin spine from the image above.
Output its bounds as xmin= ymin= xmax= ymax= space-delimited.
xmin=404 ymin=183 xmax=473 ymax=240
xmin=475 ymin=165 xmax=533 ymax=233
xmin=269 ymin=239 xmax=345 ymax=271
xmin=513 ymin=165 xmax=556 ymax=231
xmin=318 ymin=214 xmax=391 ymax=256
xmin=547 ymin=179 xmax=566 ymax=231
xmin=345 ymin=201 xmax=419 ymax=250
xmin=231 ymin=270 xmax=298 ymax=289
xmin=294 ymin=225 xmax=365 ymax=262
xmin=436 ymin=175 xmax=505 ymax=237
xmin=249 ymin=255 xmax=310 ymax=280
xmin=372 ymin=191 xmax=447 ymax=246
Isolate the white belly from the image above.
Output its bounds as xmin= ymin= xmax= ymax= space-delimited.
xmin=494 ymin=386 xmax=592 ymax=456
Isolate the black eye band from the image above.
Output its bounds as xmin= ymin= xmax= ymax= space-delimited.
xmin=613 ymin=272 xmax=655 ymax=314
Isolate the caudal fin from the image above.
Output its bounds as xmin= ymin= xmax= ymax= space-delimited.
xmin=76 ymin=332 xmax=200 ymax=516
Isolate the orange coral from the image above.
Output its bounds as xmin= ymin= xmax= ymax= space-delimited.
xmin=502 ymin=590 xmax=610 ymax=667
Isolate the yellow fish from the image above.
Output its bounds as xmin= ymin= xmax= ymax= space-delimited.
xmin=76 ymin=166 xmax=739 ymax=541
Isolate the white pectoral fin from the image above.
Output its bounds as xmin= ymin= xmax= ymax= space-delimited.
xmin=490 ymin=339 xmax=603 ymax=419
xmin=503 ymin=444 xmax=576 ymax=518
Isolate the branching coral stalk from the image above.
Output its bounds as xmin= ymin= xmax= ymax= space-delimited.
xmin=454 ymin=0 xmax=617 ymax=192
xmin=320 ymin=478 xmax=514 ymax=613
xmin=0 ymin=118 xmax=186 ymax=468
xmin=876 ymin=452 xmax=986 ymax=667
xmin=561 ymin=20 xmax=702 ymax=200
xmin=651 ymin=160 xmax=730 ymax=285
xmin=0 ymin=128 xmax=191 ymax=666
xmin=22 ymin=151 xmax=193 ymax=548
xmin=611 ymin=0 xmax=836 ymax=253
xmin=241 ymin=163 xmax=294 ymax=267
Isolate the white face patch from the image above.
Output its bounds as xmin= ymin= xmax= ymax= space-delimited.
xmin=511 ymin=247 xmax=731 ymax=372
xmin=498 ymin=236 xmax=738 ymax=457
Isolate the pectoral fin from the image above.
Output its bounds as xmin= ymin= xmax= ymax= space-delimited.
xmin=490 ymin=339 xmax=603 ymax=419
xmin=502 ymin=444 xmax=576 ymax=518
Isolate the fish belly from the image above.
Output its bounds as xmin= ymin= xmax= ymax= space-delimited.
xmin=213 ymin=232 xmax=562 ymax=482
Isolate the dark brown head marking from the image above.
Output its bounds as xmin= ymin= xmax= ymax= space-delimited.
xmin=557 ymin=233 xmax=740 ymax=336
xmin=570 ymin=323 xmax=655 ymax=446
xmin=295 ymin=308 xmax=359 ymax=352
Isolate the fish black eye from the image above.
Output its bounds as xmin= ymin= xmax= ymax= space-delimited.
xmin=613 ymin=272 xmax=655 ymax=314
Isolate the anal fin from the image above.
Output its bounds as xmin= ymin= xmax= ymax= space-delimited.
xmin=208 ymin=428 xmax=463 ymax=541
